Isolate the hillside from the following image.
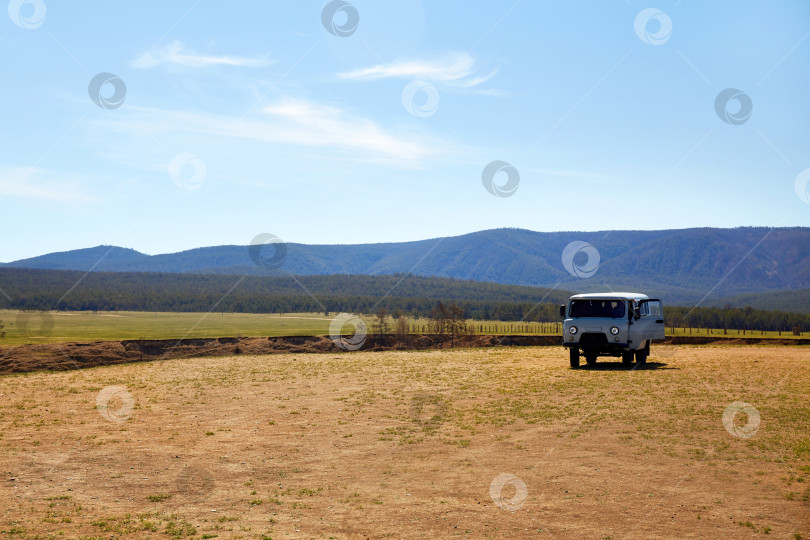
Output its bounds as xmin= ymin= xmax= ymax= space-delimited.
xmin=4 ymin=227 xmax=809 ymax=306
xmin=706 ymin=288 xmax=810 ymax=314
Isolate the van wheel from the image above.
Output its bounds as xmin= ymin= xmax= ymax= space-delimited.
xmin=635 ymin=348 xmax=647 ymax=364
xmin=569 ymin=348 xmax=580 ymax=369
xmin=622 ymin=351 xmax=633 ymax=365
xmin=585 ymin=354 xmax=597 ymax=366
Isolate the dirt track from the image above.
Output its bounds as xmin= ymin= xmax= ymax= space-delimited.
xmin=1 ymin=345 xmax=808 ymax=538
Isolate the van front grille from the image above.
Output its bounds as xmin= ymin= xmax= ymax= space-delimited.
xmin=579 ymin=333 xmax=608 ymax=345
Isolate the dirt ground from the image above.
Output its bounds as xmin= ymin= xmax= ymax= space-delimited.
xmin=0 ymin=335 xmax=563 ymax=375
xmin=1 ymin=334 xmax=803 ymax=376
xmin=1 ymin=345 xmax=808 ymax=539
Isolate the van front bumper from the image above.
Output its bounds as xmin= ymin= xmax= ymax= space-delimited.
xmin=563 ymin=342 xmax=629 ymax=349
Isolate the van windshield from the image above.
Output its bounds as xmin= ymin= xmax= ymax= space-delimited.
xmin=570 ymin=300 xmax=626 ymax=318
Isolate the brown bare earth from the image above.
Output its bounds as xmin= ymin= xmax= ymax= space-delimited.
xmin=1 ymin=345 xmax=808 ymax=539
xmin=0 ymin=336 xmax=561 ymax=375
xmin=1 ymin=335 xmax=806 ymax=375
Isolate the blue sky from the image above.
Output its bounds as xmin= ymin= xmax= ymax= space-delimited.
xmin=1 ymin=0 xmax=808 ymax=261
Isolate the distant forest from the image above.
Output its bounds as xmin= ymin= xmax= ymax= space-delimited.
xmin=0 ymin=268 xmax=808 ymax=332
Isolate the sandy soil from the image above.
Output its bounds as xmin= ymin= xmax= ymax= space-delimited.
xmin=1 ymin=345 xmax=808 ymax=539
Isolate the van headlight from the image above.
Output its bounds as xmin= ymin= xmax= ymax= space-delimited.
xmin=610 ymin=326 xmax=619 ymax=335
xmin=569 ymin=326 xmax=578 ymax=335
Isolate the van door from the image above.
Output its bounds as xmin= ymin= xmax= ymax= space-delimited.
xmin=639 ymin=299 xmax=666 ymax=340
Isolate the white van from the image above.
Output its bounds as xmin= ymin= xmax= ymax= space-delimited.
xmin=560 ymin=292 xmax=665 ymax=368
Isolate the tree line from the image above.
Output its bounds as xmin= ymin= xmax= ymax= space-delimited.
xmin=0 ymin=268 xmax=568 ymax=320
xmin=1 ymin=268 xmax=808 ymax=332
xmin=665 ymin=305 xmax=806 ymax=333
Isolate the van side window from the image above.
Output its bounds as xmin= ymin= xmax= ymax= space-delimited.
xmin=639 ymin=302 xmax=649 ymax=316
xmin=646 ymin=300 xmax=662 ymax=317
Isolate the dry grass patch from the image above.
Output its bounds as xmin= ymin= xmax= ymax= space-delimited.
xmin=0 ymin=345 xmax=807 ymax=538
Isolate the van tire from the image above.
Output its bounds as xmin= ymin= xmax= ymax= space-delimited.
xmin=622 ymin=351 xmax=634 ymax=365
xmin=585 ymin=354 xmax=597 ymax=366
xmin=569 ymin=348 xmax=580 ymax=369
xmin=636 ymin=347 xmax=647 ymax=364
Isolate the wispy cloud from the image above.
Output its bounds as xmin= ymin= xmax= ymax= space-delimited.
xmin=133 ymin=41 xmax=274 ymax=69
xmin=338 ymin=53 xmax=496 ymax=88
xmin=0 ymin=167 xmax=98 ymax=202
xmin=257 ymin=100 xmax=433 ymax=162
xmin=92 ymin=99 xmax=444 ymax=167
xmin=526 ymin=168 xmax=606 ymax=179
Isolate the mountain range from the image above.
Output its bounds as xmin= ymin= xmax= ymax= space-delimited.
xmin=3 ymin=227 xmax=809 ymax=307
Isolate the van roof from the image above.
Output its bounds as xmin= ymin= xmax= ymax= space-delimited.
xmin=570 ymin=292 xmax=650 ymax=300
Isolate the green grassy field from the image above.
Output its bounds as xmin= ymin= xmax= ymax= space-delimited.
xmin=0 ymin=310 xmax=563 ymax=346
xmin=666 ymin=326 xmax=805 ymax=339
xmin=0 ymin=310 xmax=335 ymax=346
xmin=0 ymin=309 xmax=805 ymax=346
